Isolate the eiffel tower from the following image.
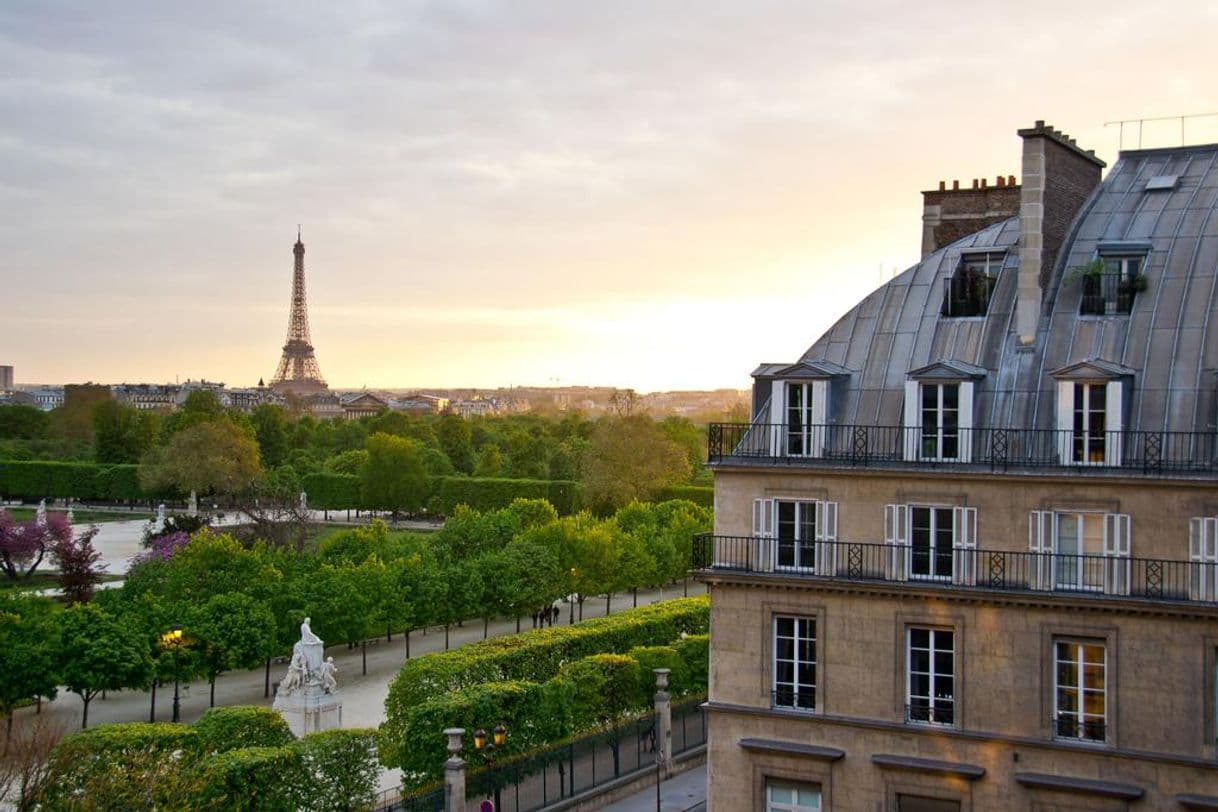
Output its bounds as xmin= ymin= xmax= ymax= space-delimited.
xmin=270 ymin=229 xmax=328 ymax=395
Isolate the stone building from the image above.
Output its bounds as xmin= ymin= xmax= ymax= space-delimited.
xmin=695 ymin=123 xmax=1218 ymax=810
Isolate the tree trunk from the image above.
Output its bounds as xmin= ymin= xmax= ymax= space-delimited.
xmin=264 ymin=658 xmax=272 ymax=698
xmin=5 ymin=713 xmax=13 ymax=756
xmin=578 ymin=597 xmax=584 ymax=621
xmin=406 ymin=628 xmax=411 ymax=658
xmin=210 ymin=677 xmax=216 ymax=707
xmin=483 ymin=617 xmax=489 ymax=638
xmin=81 ymin=694 xmax=91 ymax=729
xmin=516 ymin=616 xmax=521 ymax=633
xmin=684 ymin=578 xmax=689 ymax=597
xmin=606 ymin=592 xmax=612 ymax=615
xmin=387 ymin=624 xmax=392 ymax=642
xmin=362 ymin=640 xmax=367 ymax=675
xmin=633 ymin=588 xmax=638 ymax=607
xmin=444 ymin=625 xmax=450 ymax=650
xmin=150 ymin=681 xmax=157 ymax=723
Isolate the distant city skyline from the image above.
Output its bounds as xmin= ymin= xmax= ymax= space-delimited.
xmin=2 ymin=2 xmax=1215 ymax=391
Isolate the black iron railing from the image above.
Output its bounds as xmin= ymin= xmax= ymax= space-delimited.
xmin=1052 ymin=715 xmax=1106 ymax=743
xmin=692 ymin=535 xmax=1218 ymax=606
xmin=707 ymin=422 xmax=1218 ymax=475
xmin=1080 ymin=272 xmax=1139 ymax=315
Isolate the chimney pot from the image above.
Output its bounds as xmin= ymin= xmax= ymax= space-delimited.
xmin=1034 ymin=119 xmax=1045 ymax=128
xmin=981 ymin=178 xmax=988 ymax=188
xmin=952 ymin=180 xmax=960 ymax=190
xmin=939 ymin=180 xmax=946 ymax=191
xmin=997 ymin=176 xmax=1005 ymax=187
xmin=1009 ymin=174 xmax=1016 ymax=186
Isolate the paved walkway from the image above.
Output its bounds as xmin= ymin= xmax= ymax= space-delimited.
xmin=11 ymin=574 xmax=705 ymax=793
xmin=602 ymin=763 xmax=707 ymax=812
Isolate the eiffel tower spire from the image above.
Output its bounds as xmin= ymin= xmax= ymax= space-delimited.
xmin=270 ymin=230 xmax=327 ymax=394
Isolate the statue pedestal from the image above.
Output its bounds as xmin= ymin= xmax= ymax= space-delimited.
xmin=273 ymin=683 xmax=342 ymax=738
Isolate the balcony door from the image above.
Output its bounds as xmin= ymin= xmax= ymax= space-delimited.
xmin=1054 ymin=513 xmax=1105 ymax=590
xmin=920 ymin=384 xmax=960 ymax=461
xmin=778 ymin=381 xmax=826 ymax=458
xmin=776 ymin=500 xmax=818 ymax=571
xmin=1056 ymin=379 xmax=1123 ymax=467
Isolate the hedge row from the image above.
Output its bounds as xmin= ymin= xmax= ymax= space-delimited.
xmin=654 ymin=485 xmax=713 ymax=508
xmin=384 ymin=633 xmax=709 ymax=782
xmin=381 ymin=596 xmax=708 ymax=767
xmin=301 ymin=472 xmax=583 ymax=515
xmin=40 ymin=708 xmax=379 ymax=811
xmin=0 ymin=460 xmax=151 ymax=501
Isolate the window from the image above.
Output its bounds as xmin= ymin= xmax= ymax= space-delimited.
xmin=767 ymin=780 xmax=822 ymax=812
xmin=896 ymin=796 xmax=961 ymax=812
xmin=1071 ymin=382 xmax=1106 ymax=464
xmin=1054 ymin=640 xmax=1106 ymax=742
xmin=1080 ymin=255 xmax=1144 ymax=315
xmin=776 ymin=500 xmax=818 ymax=571
xmin=920 ymin=383 xmax=960 ymax=460
xmin=773 ymin=616 xmax=816 ymax=711
xmin=907 ymin=627 xmax=954 ymax=725
xmin=885 ymin=504 xmax=977 ymax=585
xmin=753 ymin=498 xmax=838 ymax=575
xmin=942 ymin=252 xmax=1001 ymax=317
xmin=1029 ymin=511 xmax=1130 ymax=595
xmin=1190 ymin=517 xmax=1218 ymax=601
xmin=768 ymin=380 xmax=827 ymax=458
xmin=911 ymin=507 xmax=954 ymax=580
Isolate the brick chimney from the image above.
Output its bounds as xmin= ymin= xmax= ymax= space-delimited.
xmin=1014 ymin=121 xmax=1105 ymax=345
xmin=921 ymin=176 xmax=1021 ymax=258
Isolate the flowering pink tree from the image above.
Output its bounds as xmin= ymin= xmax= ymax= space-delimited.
xmin=0 ymin=512 xmax=72 ymax=581
xmin=52 ymin=527 xmax=107 ymax=604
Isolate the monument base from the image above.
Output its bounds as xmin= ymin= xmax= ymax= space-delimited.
xmin=273 ymin=685 xmax=342 ymax=738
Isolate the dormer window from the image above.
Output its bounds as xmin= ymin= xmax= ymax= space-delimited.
xmin=1079 ymin=251 xmax=1146 ymax=316
xmin=942 ymin=251 xmax=1003 ymax=318
xmin=1051 ymin=360 xmax=1133 ymax=467
xmin=759 ymin=360 xmax=850 ymax=459
xmin=903 ymin=360 xmax=986 ymax=463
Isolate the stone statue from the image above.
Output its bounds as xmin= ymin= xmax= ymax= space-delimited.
xmin=299 ymin=491 xmax=308 ymax=510
xmin=279 ymin=649 xmax=307 ymax=695
xmin=320 ymin=657 xmax=338 ymax=694
xmin=66 ymin=503 xmax=75 ymax=523
xmin=188 ymin=490 xmax=198 ymax=517
xmin=35 ymin=499 xmax=47 ymax=527
xmin=300 ymin=617 xmax=322 ymax=645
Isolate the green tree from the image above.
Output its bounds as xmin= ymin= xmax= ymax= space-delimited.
xmin=0 ymin=595 xmax=58 ymax=749
xmin=359 ymin=433 xmax=429 ymax=515
xmin=57 ymin=603 xmax=153 ymax=728
xmin=323 ymin=449 xmax=368 ymax=476
xmin=92 ymin=401 xmax=159 ymax=464
xmin=159 ymin=389 xmax=226 ymax=440
xmin=189 ymin=592 xmax=277 ymax=706
xmin=250 ymin=405 xmax=289 ymax=468
xmin=0 ymin=405 xmax=49 ymax=440
xmin=582 ymin=416 xmax=692 ymax=512
xmin=436 ymin=414 xmax=475 ymax=475
xmin=139 ymin=419 xmax=262 ymax=503
xmin=473 ymin=443 xmax=502 ymax=477
xmin=306 ymin=556 xmax=389 ymax=675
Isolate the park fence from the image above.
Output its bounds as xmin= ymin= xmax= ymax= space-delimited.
xmin=379 ymin=695 xmax=707 ymax=812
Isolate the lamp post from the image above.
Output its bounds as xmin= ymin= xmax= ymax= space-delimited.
xmin=160 ymin=623 xmax=184 ymax=723
xmin=473 ymin=722 xmax=508 ymax=811
xmin=568 ymin=568 xmax=577 ymax=625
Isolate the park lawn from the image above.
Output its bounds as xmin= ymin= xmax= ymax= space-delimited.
xmin=3 ymin=507 xmax=153 ymax=524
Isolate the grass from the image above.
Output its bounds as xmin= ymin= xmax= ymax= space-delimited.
xmin=2 ymin=507 xmax=152 ymax=524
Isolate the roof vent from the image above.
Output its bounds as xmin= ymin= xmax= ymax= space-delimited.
xmin=1145 ymin=174 xmax=1179 ymax=191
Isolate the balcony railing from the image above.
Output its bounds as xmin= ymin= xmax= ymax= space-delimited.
xmin=692 ymin=535 xmax=1218 ymax=606
xmin=707 ymin=422 xmax=1218 ymax=475
xmin=1080 ymin=272 xmax=1138 ymax=315
xmin=906 ymin=701 xmax=954 ymax=727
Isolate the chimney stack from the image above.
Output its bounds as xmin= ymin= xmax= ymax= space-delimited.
xmin=920 ymin=173 xmax=1022 ymax=258
xmin=1014 ymin=121 xmax=1106 ymax=345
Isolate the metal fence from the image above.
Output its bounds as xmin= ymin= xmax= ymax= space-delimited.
xmin=693 ymin=534 xmax=1218 ymax=606
xmin=380 ymin=696 xmax=706 ymax=812
xmin=707 ymin=422 xmax=1218 ymax=475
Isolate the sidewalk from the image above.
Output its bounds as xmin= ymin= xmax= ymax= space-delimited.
xmin=601 ymin=763 xmax=707 ymax=812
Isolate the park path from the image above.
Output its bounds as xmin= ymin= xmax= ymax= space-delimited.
xmin=12 ymin=566 xmax=706 ymax=793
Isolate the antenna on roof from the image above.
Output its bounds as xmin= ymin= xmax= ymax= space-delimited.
xmin=1105 ymin=111 xmax=1218 ymax=151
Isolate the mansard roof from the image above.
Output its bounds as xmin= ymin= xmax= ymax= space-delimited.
xmin=908 ymin=359 xmax=989 ymax=380
xmin=1048 ymin=359 xmax=1136 ymax=380
xmin=783 ymin=141 xmax=1218 ymax=433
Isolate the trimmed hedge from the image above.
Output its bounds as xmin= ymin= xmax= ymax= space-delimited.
xmin=193 ymin=705 xmax=294 ymax=753
xmin=624 ymin=645 xmax=688 ymax=706
xmin=296 ymin=728 xmax=381 ymax=812
xmin=301 ymin=472 xmax=361 ymax=511
xmin=673 ymin=633 xmax=709 ymax=691
xmin=431 ymin=476 xmax=582 ymax=516
xmin=558 ymin=653 xmax=641 ymax=730
xmin=0 ymin=460 xmax=150 ymax=501
xmin=196 ymin=745 xmax=303 ymax=812
xmin=654 ymin=485 xmax=713 ymax=508
xmin=381 ymin=596 xmax=708 ymax=768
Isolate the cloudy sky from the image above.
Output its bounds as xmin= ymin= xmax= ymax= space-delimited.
xmin=2 ymin=1 xmax=1216 ymax=392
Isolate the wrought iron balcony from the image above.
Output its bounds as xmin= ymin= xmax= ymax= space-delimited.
xmin=707 ymin=422 xmax=1218 ymax=476
xmin=1080 ymin=272 xmax=1140 ymax=316
xmin=692 ymin=535 xmax=1218 ymax=607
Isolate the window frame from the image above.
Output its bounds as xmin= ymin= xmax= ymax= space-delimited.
xmin=765 ymin=778 xmax=823 ymax=812
xmin=775 ymin=499 xmax=818 ymax=572
xmin=919 ymin=383 xmax=961 ymax=461
xmin=942 ymin=251 xmax=1003 ymax=318
xmin=1080 ymin=252 xmax=1145 ymax=316
xmin=909 ymin=506 xmax=955 ymax=581
xmin=906 ymin=626 xmax=956 ymax=727
xmin=772 ymin=614 xmax=817 ymax=712
xmin=1052 ymin=638 xmax=1108 ymax=744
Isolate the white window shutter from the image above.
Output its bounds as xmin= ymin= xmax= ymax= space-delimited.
xmin=815 ymin=501 xmax=838 ymax=576
xmin=903 ymin=381 xmax=920 ymax=461
xmin=885 ymin=503 xmax=909 ymax=581
xmin=1105 ymin=380 xmax=1124 ymax=466
xmin=1102 ymin=513 xmax=1131 ymax=596
xmin=768 ymin=383 xmax=785 ymax=457
xmin=810 ymin=380 xmax=828 ymax=459
xmin=958 ymin=381 xmax=975 ymax=463
xmin=751 ymin=497 xmax=775 ymax=573
xmin=1029 ymin=510 xmax=1052 ymax=590
xmin=952 ymin=506 xmax=978 ymax=586
xmin=1189 ymin=517 xmax=1218 ymax=601
xmin=1056 ymin=381 xmax=1074 ymax=464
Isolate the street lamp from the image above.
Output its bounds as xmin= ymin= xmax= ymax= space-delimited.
xmin=159 ymin=623 xmax=184 ymax=723
xmin=473 ymin=722 xmax=508 ymax=810
xmin=568 ymin=568 xmax=577 ymax=625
